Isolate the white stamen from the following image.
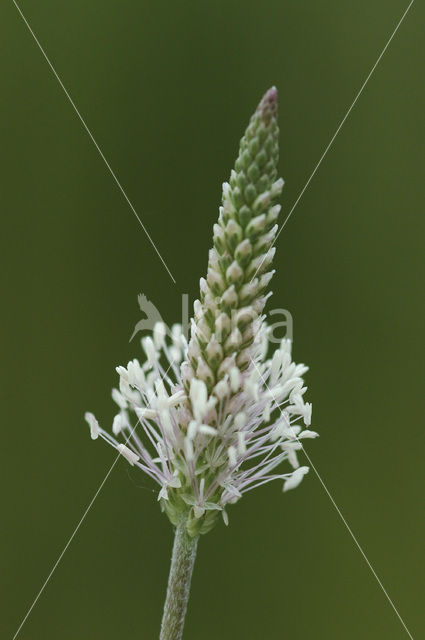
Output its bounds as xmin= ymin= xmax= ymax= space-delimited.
xmin=299 ymin=429 xmax=319 ymax=439
xmin=229 ymin=366 xmax=241 ymax=392
xmin=112 ymin=388 xmax=127 ymax=410
xmin=187 ymin=421 xmax=198 ymax=440
xmin=190 ymin=378 xmax=208 ymax=422
xmin=303 ymin=402 xmax=312 ymax=426
xmin=142 ymin=336 xmax=157 ymax=367
xmin=282 ymin=442 xmax=302 ymax=469
xmin=117 ymin=444 xmax=139 ymax=466
xmin=153 ymin=322 xmax=167 ymax=349
xmin=127 ymin=359 xmax=145 ymax=388
xmin=244 ymin=369 xmax=259 ymax=401
xmin=116 ymin=365 xmax=128 ymax=380
xmin=262 ymin=402 xmax=271 ymax=422
xmin=184 ymin=437 xmax=194 ymax=461
xmin=85 ymin=412 xmax=100 ymax=440
xmin=283 ymin=466 xmax=309 ymax=492
xmin=112 ymin=414 xmax=123 ymax=435
xmin=237 ymin=432 xmax=247 ymax=455
xmin=270 ymin=349 xmax=283 ymax=385
xmin=198 ymin=425 xmax=217 ymax=436
xmin=168 ymin=390 xmax=186 ymax=406
xmin=228 ymin=446 xmax=237 ymax=467
xmin=135 ymin=407 xmax=157 ymax=420
xmin=160 ymin=409 xmax=173 ymax=434
xmin=234 ymin=412 xmax=246 ymax=430
xmin=214 ymin=379 xmax=229 ymax=400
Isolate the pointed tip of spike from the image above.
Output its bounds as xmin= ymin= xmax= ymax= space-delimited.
xmin=256 ymin=86 xmax=278 ymax=123
xmin=265 ymin=86 xmax=278 ymax=102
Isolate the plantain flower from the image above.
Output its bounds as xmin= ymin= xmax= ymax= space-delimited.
xmin=85 ymin=88 xmax=317 ymax=541
xmin=86 ymin=87 xmax=318 ymax=639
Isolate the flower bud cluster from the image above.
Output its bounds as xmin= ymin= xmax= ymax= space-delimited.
xmin=183 ymin=88 xmax=284 ymax=402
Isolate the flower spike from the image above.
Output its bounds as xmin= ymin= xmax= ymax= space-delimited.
xmin=86 ymin=88 xmax=316 ymax=537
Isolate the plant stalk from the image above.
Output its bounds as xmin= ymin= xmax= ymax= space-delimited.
xmin=160 ymin=516 xmax=199 ymax=640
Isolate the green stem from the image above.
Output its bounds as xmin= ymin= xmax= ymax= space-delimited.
xmin=160 ymin=516 xmax=199 ymax=640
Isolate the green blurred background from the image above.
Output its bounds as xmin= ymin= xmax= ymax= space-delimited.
xmin=1 ymin=1 xmax=423 ymax=638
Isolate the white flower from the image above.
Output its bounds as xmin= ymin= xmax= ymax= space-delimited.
xmin=86 ymin=87 xmax=317 ymax=536
xmin=86 ymin=322 xmax=315 ymax=533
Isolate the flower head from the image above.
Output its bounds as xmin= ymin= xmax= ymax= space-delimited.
xmin=86 ymin=88 xmax=317 ymax=536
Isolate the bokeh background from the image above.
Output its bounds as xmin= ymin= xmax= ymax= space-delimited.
xmin=1 ymin=1 xmax=424 ymax=638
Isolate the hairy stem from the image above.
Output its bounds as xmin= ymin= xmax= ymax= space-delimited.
xmin=160 ymin=516 xmax=199 ymax=640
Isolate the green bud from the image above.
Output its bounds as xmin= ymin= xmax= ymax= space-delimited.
xmin=246 ymin=214 xmax=266 ymax=237
xmin=221 ymin=284 xmax=238 ymax=309
xmin=244 ymin=183 xmax=257 ymax=205
xmin=225 ymin=219 xmax=243 ymax=251
xmin=226 ymin=260 xmax=244 ymax=286
xmin=238 ymin=205 xmax=252 ymax=227
xmin=235 ymin=239 xmax=252 ymax=267
xmin=247 ymin=162 xmax=260 ymax=183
